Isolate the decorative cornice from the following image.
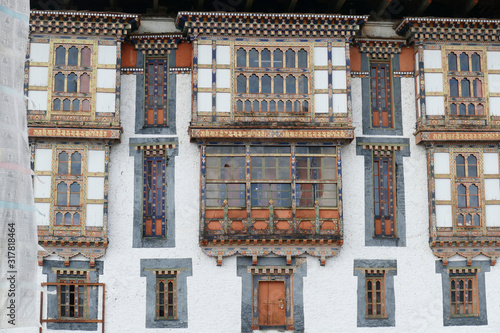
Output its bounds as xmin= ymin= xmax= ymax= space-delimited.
xmin=130 ymin=33 xmax=185 ymax=54
xmin=30 ymin=10 xmax=140 ymax=37
xmin=176 ymin=11 xmax=367 ymax=38
xmin=354 ymin=38 xmax=407 ymax=59
xmin=396 ymin=17 xmax=500 ymax=43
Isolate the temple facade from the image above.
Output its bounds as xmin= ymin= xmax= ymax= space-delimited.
xmin=27 ymin=9 xmax=500 ymax=332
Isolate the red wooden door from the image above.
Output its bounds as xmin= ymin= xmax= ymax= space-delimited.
xmin=258 ymin=281 xmax=286 ymax=326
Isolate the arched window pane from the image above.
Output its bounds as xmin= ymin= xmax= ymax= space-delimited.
xmin=249 ymin=74 xmax=259 ymax=93
xmin=262 ymin=75 xmax=271 ymax=93
xmin=459 ymin=103 xmax=466 ymax=115
xmin=298 ymin=75 xmax=308 ymax=94
xmin=236 ymin=48 xmax=246 ymax=67
xmin=302 ymin=101 xmax=308 ymax=112
xmin=54 ymin=73 xmax=65 ymax=92
xmin=467 ymin=155 xmax=477 ymax=177
xmin=460 ymin=53 xmax=469 ymax=71
xmin=80 ymin=74 xmax=90 ymax=93
xmin=55 ymin=46 xmax=66 ymax=65
xmin=456 ymin=155 xmax=465 ymax=177
xmin=477 ymin=104 xmax=484 ymax=115
xmin=450 ymin=103 xmax=457 ymax=115
xmin=159 ymin=281 xmax=164 ymax=292
xmin=450 ymin=78 xmax=458 ymax=97
xmin=249 ymin=49 xmax=259 ymax=67
xmin=457 ymin=214 xmax=464 ymax=226
xmin=470 ymin=185 xmax=479 ymax=207
xmin=63 ymin=98 xmax=71 ymax=111
xmin=278 ymin=100 xmax=284 ymax=112
xmin=471 ymin=53 xmax=481 ymax=71
xmin=252 ymin=100 xmax=259 ymax=111
xmin=58 ymin=152 xmax=69 ymax=174
xmin=466 ymin=214 xmax=472 ymax=226
xmin=286 ymin=100 xmax=292 ymax=112
xmin=71 ymin=152 xmax=81 ymax=175
xmin=64 ymin=212 xmax=71 ymax=225
xmin=56 ymin=212 xmax=63 ymax=225
xmin=244 ymin=100 xmax=251 ymax=112
xmin=474 ymin=214 xmax=480 ymax=226
xmin=57 ymin=182 xmax=68 ymax=206
xmin=457 ymin=184 xmax=466 ymax=207
xmin=261 ymin=100 xmax=268 ymax=112
xmin=70 ymin=182 xmax=80 ymax=206
xmin=461 ymin=79 xmax=470 ymax=97
xmin=261 ymin=49 xmax=271 ymax=67
xmin=67 ymin=73 xmax=78 ymax=92
xmin=72 ymin=99 xmax=80 ymax=111
xmin=285 ymin=49 xmax=295 ymax=68
xmin=274 ymin=75 xmax=283 ymax=94
xmin=81 ymin=99 xmax=90 ymax=112
xmin=73 ymin=213 xmax=80 ymax=225
xmin=294 ymin=101 xmax=300 ymax=112
xmin=81 ymin=47 xmax=91 ymax=67
xmin=273 ymin=50 xmax=283 ymax=67
xmin=298 ymin=49 xmax=307 ymax=68
xmin=467 ymin=104 xmax=475 ymax=115
xmin=68 ymin=47 xmax=78 ymax=66
xmin=53 ymin=99 xmax=61 ymax=111
xmin=236 ymin=100 xmax=243 ymax=112
xmin=473 ymin=79 xmax=482 ymax=97
xmin=269 ymin=101 xmax=276 ymax=112
xmin=237 ymin=74 xmax=246 ymax=93
xmin=448 ymin=53 xmax=457 ymax=71
xmin=286 ymin=75 xmax=296 ymax=94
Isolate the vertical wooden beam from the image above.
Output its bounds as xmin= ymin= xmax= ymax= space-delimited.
xmin=415 ymin=0 xmax=432 ymax=16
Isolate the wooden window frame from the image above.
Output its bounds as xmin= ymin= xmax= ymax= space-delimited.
xmin=365 ymin=273 xmax=387 ymax=319
xmin=145 ymin=58 xmax=169 ymax=127
xmin=54 ymin=149 xmax=84 ymax=228
xmin=449 ymin=273 xmax=479 ymax=317
xmin=453 ymin=152 xmax=482 ymax=228
xmin=373 ymin=151 xmax=396 ymax=237
xmin=52 ymin=43 xmax=94 ymax=114
xmin=446 ymin=50 xmax=485 ymax=117
xmin=143 ymin=152 xmax=166 ymax=237
xmin=234 ymin=45 xmax=311 ymax=114
xmin=204 ymin=144 xmax=338 ymax=209
xmin=57 ymin=276 xmax=89 ymax=319
xmin=155 ymin=275 xmax=177 ymax=320
xmin=370 ymin=61 xmax=393 ymax=128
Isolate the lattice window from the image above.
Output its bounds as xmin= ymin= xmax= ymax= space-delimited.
xmin=145 ymin=58 xmax=168 ymax=127
xmin=143 ymin=151 xmax=166 ymax=237
xmin=370 ymin=62 xmax=393 ymax=128
xmin=450 ymin=272 xmax=479 ymax=317
xmin=234 ymin=46 xmax=310 ymax=113
xmin=54 ymin=150 xmax=83 ymax=226
xmin=52 ymin=44 xmax=93 ymax=113
xmin=204 ymin=144 xmax=338 ymax=209
xmin=373 ymin=151 xmax=396 ymax=237
xmin=365 ymin=272 xmax=387 ymax=319
xmin=156 ymin=276 xmax=177 ymax=320
xmin=57 ymin=276 xmax=88 ymax=319
xmin=454 ymin=153 xmax=482 ymax=227
xmin=447 ymin=51 xmax=485 ymax=116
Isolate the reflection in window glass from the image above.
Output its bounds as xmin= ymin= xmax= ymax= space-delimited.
xmin=273 ymin=50 xmax=283 ymax=67
xmin=460 ymin=53 xmax=469 ymax=71
xmin=57 ymin=182 xmax=68 ymax=205
xmin=67 ymin=73 xmax=78 ymax=92
xmin=261 ymin=49 xmax=271 ymax=68
xmin=68 ymin=47 xmax=79 ymax=66
xmin=249 ymin=49 xmax=259 ymax=67
xmin=285 ymin=49 xmax=295 ymax=68
xmin=249 ymin=75 xmax=259 ymax=93
xmin=471 ymin=53 xmax=481 ymax=71
xmin=81 ymin=47 xmax=91 ymax=67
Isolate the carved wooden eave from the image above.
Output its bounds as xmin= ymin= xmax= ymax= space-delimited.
xmin=176 ymin=11 xmax=368 ymax=38
xmin=38 ymin=241 xmax=107 ymax=268
xmin=415 ymin=131 xmax=500 ymax=144
xmin=28 ymin=127 xmax=121 ymax=141
xmin=130 ymin=33 xmax=186 ymax=55
xmin=353 ymin=38 xmax=407 ymax=59
xmin=30 ymin=10 xmax=140 ymax=37
xmin=431 ymin=242 xmax=500 ymax=267
xmin=395 ymin=17 xmax=500 ymax=43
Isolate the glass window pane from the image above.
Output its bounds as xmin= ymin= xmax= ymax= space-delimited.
xmin=471 ymin=53 xmax=481 ymax=71
xmin=80 ymin=74 xmax=90 ymax=93
xmin=298 ymin=49 xmax=307 ymax=68
xmin=273 ymin=50 xmax=283 ymax=67
xmin=286 ymin=75 xmax=296 ymax=94
xmin=63 ymin=99 xmax=71 ymax=111
xmin=460 ymin=53 xmax=469 ymax=71
xmin=68 ymin=47 xmax=78 ymax=66
xmin=461 ymin=79 xmax=470 ymax=97
xmin=64 ymin=212 xmax=71 ymax=225
xmin=285 ymin=49 xmax=295 ymax=68
xmin=53 ymin=99 xmax=61 ymax=111
xmin=67 ymin=73 xmax=78 ymax=92
xmin=262 ymin=75 xmax=271 ymax=93
xmin=249 ymin=49 xmax=259 ymax=67
xmin=72 ymin=99 xmax=80 ymax=111
xmin=57 ymin=182 xmax=67 ymax=206
xmin=81 ymin=47 xmax=91 ymax=67
xmin=55 ymin=46 xmax=66 ymax=65
xmin=236 ymin=48 xmax=246 ymax=67
xmin=298 ymin=75 xmax=308 ymax=94
xmin=448 ymin=53 xmax=457 ymax=71
xmin=54 ymin=73 xmax=65 ymax=92
xmin=261 ymin=49 xmax=271 ymax=68
xmin=58 ymin=152 xmax=69 ymax=174
xmin=249 ymin=75 xmax=259 ymax=93
xmin=82 ymin=99 xmax=90 ymax=111
xmin=71 ymin=152 xmax=81 ymax=175
xmin=450 ymin=78 xmax=458 ymax=97
xmin=274 ymin=75 xmax=283 ymax=94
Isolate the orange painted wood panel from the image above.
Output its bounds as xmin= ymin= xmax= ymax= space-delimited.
xmin=258 ymin=281 xmax=286 ymax=327
xmin=121 ymin=43 xmax=137 ymax=67
xmin=350 ymin=46 xmax=362 ymax=72
xmin=176 ymin=42 xmax=193 ymax=67
xmin=296 ymin=209 xmax=315 ymax=218
xmin=251 ymin=209 xmax=270 ymax=218
xmin=205 ymin=209 xmax=224 ymax=218
xmin=275 ymin=209 xmax=292 ymax=218
xmin=319 ymin=209 xmax=338 ymax=218
xmin=228 ymin=209 xmax=247 ymax=218
xmin=399 ymin=46 xmax=415 ymax=72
